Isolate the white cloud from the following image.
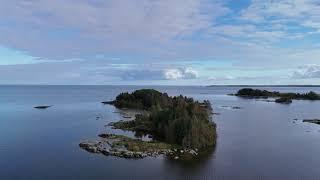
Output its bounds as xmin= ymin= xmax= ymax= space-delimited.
xmin=164 ymin=67 xmax=198 ymax=80
xmin=210 ymin=24 xmax=288 ymax=43
xmin=292 ymin=64 xmax=320 ymax=79
xmin=240 ymin=0 xmax=320 ymax=30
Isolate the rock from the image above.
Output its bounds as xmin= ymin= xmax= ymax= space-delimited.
xmin=34 ymin=105 xmax=51 ymax=109
xmin=98 ymin=133 xmax=110 ymax=138
xmin=106 ymin=122 xmax=115 ymax=126
xmin=101 ymin=101 xmax=114 ymax=105
xmin=174 ymin=156 xmax=179 ymax=160
xmin=101 ymin=149 xmax=110 ymax=156
xmin=303 ymin=119 xmax=320 ymax=125
xmin=98 ymin=133 xmax=117 ymax=138
xmin=232 ymin=106 xmax=242 ymax=109
xmin=220 ymin=105 xmax=242 ymax=110
xmin=212 ymin=112 xmax=221 ymax=115
xmin=275 ymin=97 xmax=292 ymax=104
xmin=80 ymin=133 xmax=177 ymax=159
xmin=189 ymin=149 xmax=198 ymax=156
xmin=79 ymin=142 xmax=99 ymax=153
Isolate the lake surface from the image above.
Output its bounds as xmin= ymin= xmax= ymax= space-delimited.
xmin=1 ymin=85 xmax=320 ymax=179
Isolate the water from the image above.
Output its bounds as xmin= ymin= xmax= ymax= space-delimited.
xmin=1 ymin=85 xmax=320 ymax=179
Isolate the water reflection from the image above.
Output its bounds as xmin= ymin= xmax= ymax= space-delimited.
xmin=163 ymin=145 xmax=216 ymax=169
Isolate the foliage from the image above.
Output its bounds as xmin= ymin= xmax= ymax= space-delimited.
xmin=236 ymin=88 xmax=279 ymax=97
xmin=113 ymin=89 xmax=171 ymax=110
xmin=236 ymin=88 xmax=320 ymax=100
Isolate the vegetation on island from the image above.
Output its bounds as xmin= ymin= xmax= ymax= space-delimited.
xmin=235 ymin=88 xmax=320 ymax=101
xmin=108 ymin=89 xmax=216 ymax=150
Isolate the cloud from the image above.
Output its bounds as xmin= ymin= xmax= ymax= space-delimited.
xmin=292 ymin=64 xmax=320 ymax=79
xmin=164 ymin=67 xmax=198 ymax=80
xmin=240 ymin=0 xmax=320 ymax=30
xmin=120 ymin=70 xmax=164 ymax=81
xmin=208 ymin=75 xmax=235 ymax=81
xmin=2 ymin=0 xmax=320 ymax=85
xmin=210 ymin=24 xmax=288 ymax=43
xmin=0 ymin=0 xmax=229 ymax=60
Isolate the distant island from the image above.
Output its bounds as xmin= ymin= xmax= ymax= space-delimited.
xmin=208 ymin=85 xmax=320 ymax=87
xmin=232 ymin=88 xmax=320 ymax=104
xmin=80 ymin=89 xmax=216 ymax=160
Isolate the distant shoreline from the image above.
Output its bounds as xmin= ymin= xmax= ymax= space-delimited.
xmin=0 ymin=84 xmax=320 ymax=87
xmin=207 ymin=85 xmax=320 ymax=87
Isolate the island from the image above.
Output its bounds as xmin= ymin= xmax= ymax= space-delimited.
xmin=232 ymin=88 xmax=320 ymax=104
xmin=80 ymin=89 xmax=217 ymax=160
xmin=34 ymin=105 xmax=52 ymax=109
xmin=303 ymin=119 xmax=320 ymax=125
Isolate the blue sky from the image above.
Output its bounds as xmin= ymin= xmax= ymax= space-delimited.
xmin=1 ymin=0 xmax=320 ymax=85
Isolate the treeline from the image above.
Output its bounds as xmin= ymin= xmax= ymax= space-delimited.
xmin=236 ymin=88 xmax=320 ymax=100
xmin=112 ymin=89 xmax=172 ymax=110
xmin=111 ymin=89 xmax=216 ymax=149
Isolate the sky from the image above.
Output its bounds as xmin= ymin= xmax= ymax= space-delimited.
xmin=1 ymin=0 xmax=320 ymax=85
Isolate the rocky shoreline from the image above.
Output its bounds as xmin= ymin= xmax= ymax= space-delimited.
xmin=79 ymin=133 xmax=199 ymax=159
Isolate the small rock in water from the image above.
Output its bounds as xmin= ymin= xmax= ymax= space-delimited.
xmin=303 ymin=119 xmax=320 ymax=125
xmin=101 ymin=101 xmax=114 ymax=105
xmin=34 ymin=105 xmax=51 ymax=109
xmin=232 ymin=106 xmax=242 ymax=109
xmin=174 ymin=156 xmax=179 ymax=160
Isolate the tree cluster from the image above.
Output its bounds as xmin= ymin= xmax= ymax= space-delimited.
xmin=236 ymin=88 xmax=320 ymax=100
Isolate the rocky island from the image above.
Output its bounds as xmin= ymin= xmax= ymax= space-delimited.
xmin=232 ymin=88 xmax=320 ymax=104
xmin=303 ymin=119 xmax=320 ymax=125
xmin=34 ymin=105 xmax=52 ymax=109
xmin=80 ymin=89 xmax=216 ymax=160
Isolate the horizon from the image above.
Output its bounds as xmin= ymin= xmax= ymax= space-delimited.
xmin=1 ymin=84 xmax=320 ymax=87
xmin=1 ymin=0 xmax=320 ymax=85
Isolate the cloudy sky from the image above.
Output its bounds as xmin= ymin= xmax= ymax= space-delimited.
xmin=1 ymin=0 xmax=320 ymax=85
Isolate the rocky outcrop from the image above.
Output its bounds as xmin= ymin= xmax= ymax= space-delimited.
xmin=303 ymin=119 xmax=320 ymax=125
xmin=275 ymin=97 xmax=292 ymax=104
xmin=34 ymin=105 xmax=52 ymax=109
xmin=79 ymin=133 xmax=199 ymax=159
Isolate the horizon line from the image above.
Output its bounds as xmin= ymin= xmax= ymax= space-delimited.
xmin=1 ymin=84 xmax=320 ymax=87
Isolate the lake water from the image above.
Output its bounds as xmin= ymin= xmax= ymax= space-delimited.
xmin=1 ymin=85 xmax=320 ymax=179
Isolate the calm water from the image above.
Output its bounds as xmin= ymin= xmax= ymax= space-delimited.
xmin=1 ymin=85 xmax=320 ymax=179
